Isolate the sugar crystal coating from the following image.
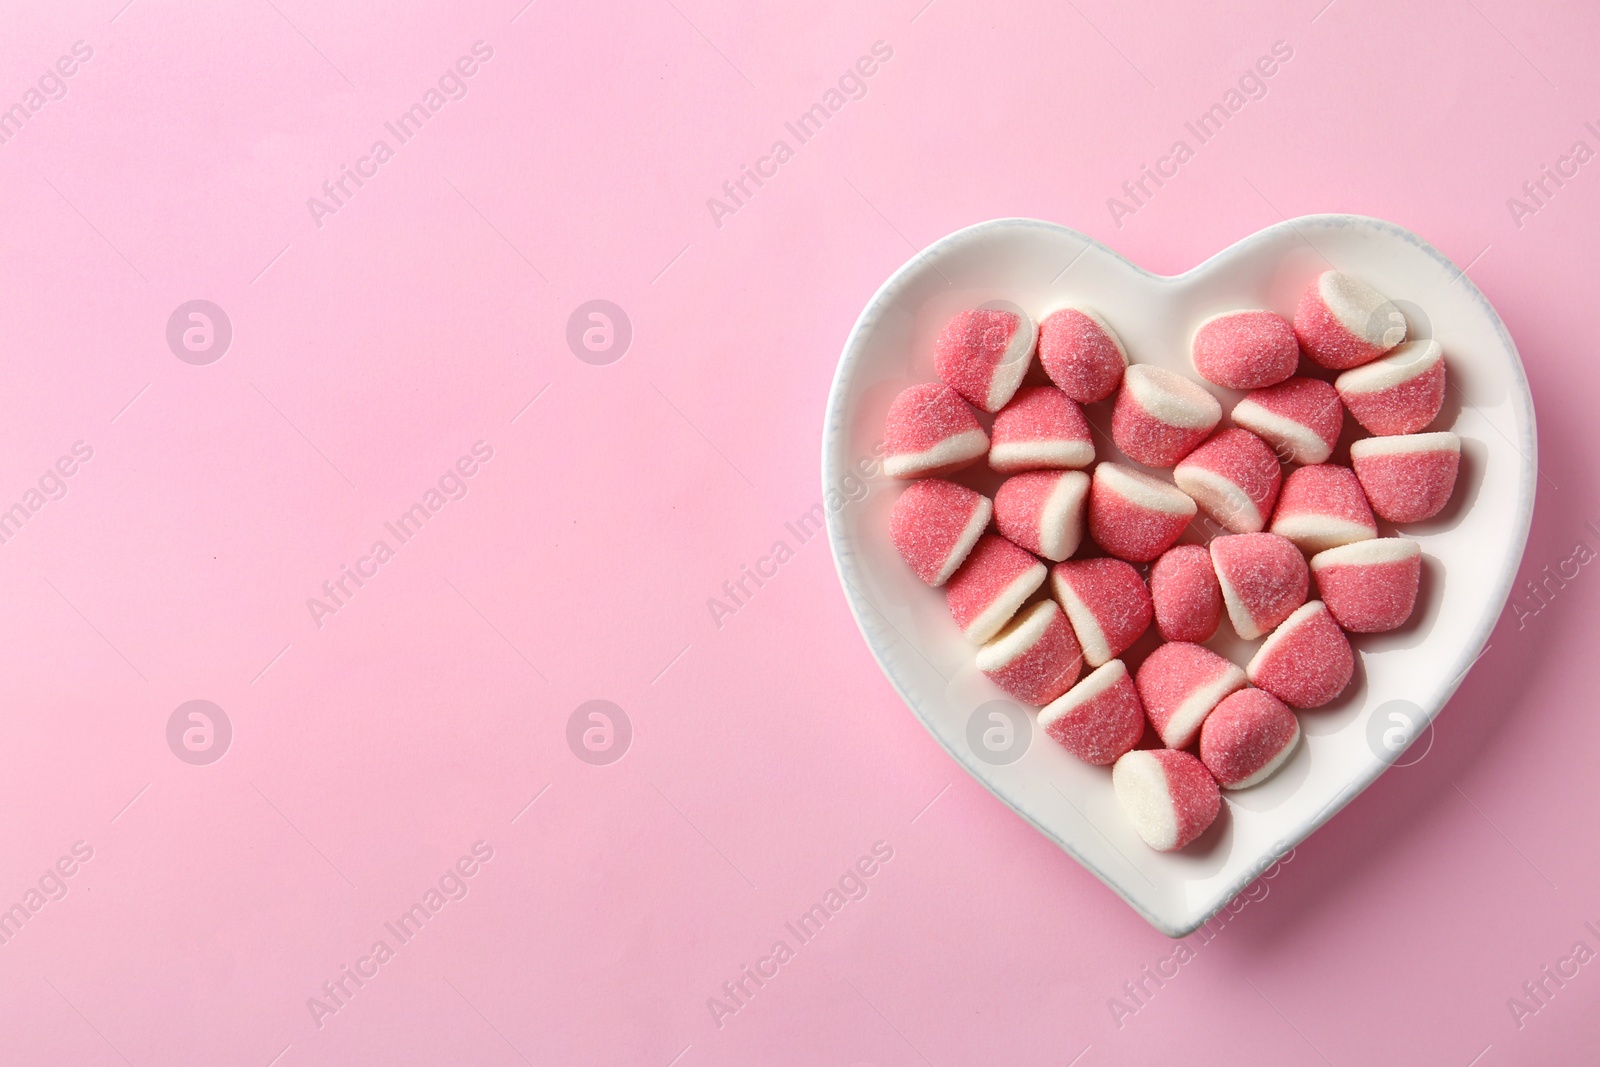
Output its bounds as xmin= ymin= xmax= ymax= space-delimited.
xmin=1350 ymin=432 xmax=1460 ymax=524
xmin=889 ymin=479 xmax=992 ymax=586
xmin=1231 ymin=377 xmax=1344 ymax=465
xmin=1191 ymin=310 xmax=1299 ymax=390
xmin=1200 ymin=689 xmax=1301 ymax=789
xmin=1294 ymin=270 xmax=1407 ymax=370
xmin=945 ymin=534 xmax=1048 ymax=644
xmin=1112 ymin=748 xmax=1221 ymax=851
xmin=1150 ymin=544 xmax=1223 ymax=643
xmin=934 ymin=308 xmax=1036 ymax=413
xmin=1210 ymin=532 xmax=1310 ymax=640
xmin=1051 ymin=557 xmax=1153 ymax=667
xmin=1246 ymin=601 xmax=1354 ymax=709
xmin=1270 ymin=465 xmax=1378 ymax=554
xmin=1173 ymin=428 xmax=1283 ymax=534
xmin=1335 ymin=340 xmax=1446 ymax=436
xmin=1037 ymin=307 xmax=1128 ymax=403
xmin=1135 ymin=641 xmax=1248 ymax=750
xmin=994 ymin=470 xmax=1090 ymax=562
xmin=1111 ymin=365 xmax=1223 ymax=468
xmin=989 ymin=385 xmax=1095 ymax=472
xmin=884 ymin=382 xmax=990 ymax=479
xmin=976 ymin=599 xmax=1083 ymax=705
xmin=1039 ymin=659 xmax=1146 ymax=765
xmin=1088 ymin=462 xmax=1198 ymax=563
xmin=1311 ymin=538 xmax=1422 ymax=633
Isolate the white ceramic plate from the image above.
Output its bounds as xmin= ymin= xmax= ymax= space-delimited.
xmin=823 ymin=216 xmax=1536 ymax=937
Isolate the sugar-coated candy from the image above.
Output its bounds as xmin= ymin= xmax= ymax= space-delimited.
xmin=1038 ymin=659 xmax=1146 ymax=765
xmin=1246 ymin=601 xmax=1354 ymax=709
xmin=1270 ymin=465 xmax=1378 ymax=554
xmin=1311 ymin=538 xmax=1422 ymax=633
xmin=1349 ymin=432 xmax=1460 ymax=524
xmin=989 ymin=385 xmax=1095 ymax=472
xmin=1335 ymin=340 xmax=1446 ymax=436
xmin=1173 ymin=428 xmax=1283 ymax=534
xmin=1088 ymin=462 xmax=1199 ymax=563
xmin=976 ymin=600 xmax=1083 ymax=705
xmin=884 ymin=383 xmax=989 ymax=479
xmin=1051 ymin=557 xmax=1153 ymax=667
xmin=945 ymin=534 xmax=1048 ymax=644
xmin=1111 ymin=365 xmax=1223 ymax=467
xmin=1037 ymin=307 xmax=1128 ymax=403
xmin=1190 ymin=310 xmax=1299 ymax=390
xmin=1230 ymin=377 xmax=1343 ymax=465
xmin=1199 ymin=689 xmax=1301 ymax=789
xmin=1294 ymin=270 xmax=1407 ymax=370
xmin=1210 ymin=532 xmax=1310 ymax=641
xmin=1150 ymin=544 xmax=1223 ymax=643
xmin=1112 ymin=749 xmax=1221 ymax=852
xmin=888 ymin=479 xmax=992 ymax=586
xmin=1135 ymin=641 xmax=1247 ymax=749
xmin=994 ymin=470 xmax=1090 ymax=562
xmin=934 ymin=308 xmax=1037 ymax=413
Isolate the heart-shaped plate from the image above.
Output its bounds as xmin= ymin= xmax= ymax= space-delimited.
xmin=823 ymin=216 xmax=1536 ymax=936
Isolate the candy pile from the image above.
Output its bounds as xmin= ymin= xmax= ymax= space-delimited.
xmin=885 ymin=272 xmax=1460 ymax=852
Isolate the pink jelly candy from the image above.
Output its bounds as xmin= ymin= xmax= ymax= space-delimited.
xmin=1087 ymin=462 xmax=1198 ymax=563
xmin=1039 ymin=659 xmax=1147 ymax=765
xmin=945 ymin=534 xmax=1048 ymax=644
xmin=1246 ymin=601 xmax=1354 ymax=709
xmin=994 ymin=470 xmax=1090 ymax=563
xmin=1135 ymin=641 xmax=1247 ymax=750
xmin=1199 ymin=689 xmax=1301 ymax=789
xmin=1173 ymin=428 xmax=1283 ymax=534
xmin=1335 ymin=340 xmax=1446 ymax=436
xmin=889 ymin=478 xmax=992 ymax=586
xmin=1150 ymin=544 xmax=1223 ymax=644
xmin=988 ymin=385 xmax=1095 ymax=472
xmin=1037 ymin=307 xmax=1128 ymax=403
xmin=1270 ymin=464 xmax=1378 ymax=554
xmin=934 ymin=307 xmax=1037 ymax=413
xmin=1051 ymin=557 xmax=1153 ymax=667
xmin=1293 ymin=270 xmax=1407 ymax=370
xmin=976 ymin=599 xmax=1083 ymax=705
xmin=1111 ymin=365 xmax=1223 ymax=468
xmin=1230 ymin=377 xmax=1344 ymax=466
xmin=1349 ymin=431 xmax=1460 ymax=524
xmin=1311 ymin=538 xmax=1422 ymax=633
xmin=1190 ymin=309 xmax=1299 ymax=390
xmin=884 ymin=383 xmax=989 ymax=479
xmin=1210 ymin=532 xmax=1310 ymax=641
xmin=1112 ymin=748 xmax=1221 ymax=852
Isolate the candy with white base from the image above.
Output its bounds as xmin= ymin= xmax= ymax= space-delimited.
xmin=934 ymin=308 xmax=1036 ymax=413
xmin=1088 ymin=462 xmax=1199 ymax=563
xmin=1247 ymin=601 xmax=1355 ymax=709
xmin=1190 ymin=310 xmax=1298 ymax=390
xmin=1270 ymin=465 xmax=1378 ymax=554
xmin=994 ymin=470 xmax=1090 ymax=562
xmin=889 ymin=479 xmax=992 ymax=587
xmin=1335 ymin=340 xmax=1446 ymax=436
xmin=1038 ymin=659 xmax=1146 ymax=765
xmin=976 ymin=600 xmax=1083 ymax=705
xmin=1111 ymin=365 xmax=1223 ymax=467
xmin=1350 ymin=432 xmax=1460 ymax=524
xmin=945 ymin=534 xmax=1048 ymax=644
xmin=1112 ymin=749 xmax=1221 ymax=852
xmin=1135 ymin=641 xmax=1247 ymax=749
xmin=1200 ymin=689 xmax=1301 ymax=789
xmin=1037 ymin=307 xmax=1128 ymax=403
xmin=1173 ymin=428 xmax=1283 ymax=534
xmin=884 ymin=383 xmax=989 ymax=478
xmin=1231 ymin=377 xmax=1344 ymax=465
xmin=1311 ymin=538 xmax=1422 ymax=633
xmin=1051 ymin=557 xmax=1153 ymax=667
xmin=1210 ymin=532 xmax=1310 ymax=640
xmin=1150 ymin=544 xmax=1223 ymax=643
xmin=988 ymin=385 xmax=1095 ymax=472
xmin=1294 ymin=270 xmax=1407 ymax=370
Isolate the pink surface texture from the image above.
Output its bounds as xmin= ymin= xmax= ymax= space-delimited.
xmin=0 ymin=0 xmax=1597 ymax=1064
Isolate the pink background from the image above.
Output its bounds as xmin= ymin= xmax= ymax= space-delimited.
xmin=0 ymin=0 xmax=1596 ymax=1063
